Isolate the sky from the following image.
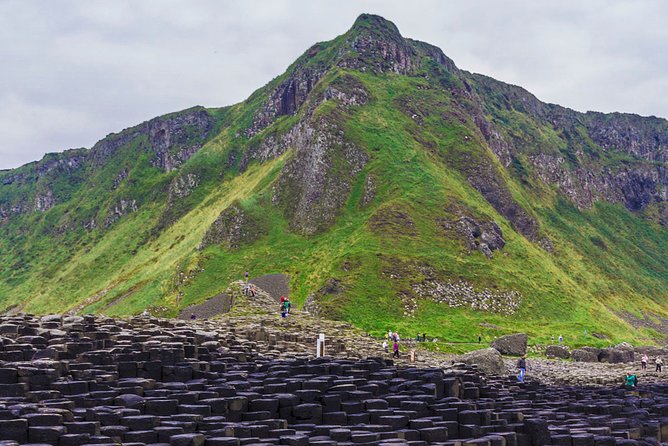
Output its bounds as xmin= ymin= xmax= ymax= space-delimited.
xmin=1 ymin=0 xmax=667 ymax=170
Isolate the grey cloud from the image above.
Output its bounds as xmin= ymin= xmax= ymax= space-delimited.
xmin=1 ymin=0 xmax=667 ymax=169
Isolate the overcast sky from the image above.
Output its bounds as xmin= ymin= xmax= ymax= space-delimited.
xmin=1 ymin=0 xmax=667 ymax=170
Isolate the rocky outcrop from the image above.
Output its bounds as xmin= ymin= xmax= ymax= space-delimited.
xmin=545 ymin=345 xmax=570 ymax=359
xmin=443 ymin=216 xmax=505 ymax=258
xmin=458 ymin=347 xmax=506 ymax=375
xmin=585 ymin=112 xmax=668 ymax=163
xmin=104 ymin=199 xmax=138 ymax=227
xmin=491 ymin=333 xmax=528 ymax=356
xmin=270 ymin=121 xmax=367 ymax=235
xmin=33 ymin=189 xmax=56 ymax=212
xmin=571 ymin=348 xmax=599 ymax=362
xmin=598 ymin=347 xmax=634 ymax=363
xmin=246 ymin=67 xmax=325 ymax=137
xmin=91 ymin=107 xmax=216 ymax=171
xmin=530 ymin=153 xmax=667 ymax=211
xmin=199 ymin=202 xmax=267 ymax=250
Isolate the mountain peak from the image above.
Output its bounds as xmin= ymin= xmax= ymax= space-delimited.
xmin=349 ymin=13 xmax=403 ymax=39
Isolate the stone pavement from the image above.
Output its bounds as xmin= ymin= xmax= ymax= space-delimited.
xmin=0 ymin=314 xmax=668 ymax=445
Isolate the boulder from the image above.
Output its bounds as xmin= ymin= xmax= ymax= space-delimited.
xmin=545 ymin=345 xmax=570 ymax=359
xmin=599 ymin=348 xmax=634 ymax=363
xmin=459 ymin=348 xmax=506 ymax=375
xmin=491 ymin=333 xmax=528 ymax=356
xmin=571 ymin=349 xmax=599 ymax=362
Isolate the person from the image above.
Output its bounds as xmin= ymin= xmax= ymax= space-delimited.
xmin=382 ymin=341 xmax=388 ymax=353
xmin=245 ymin=271 xmax=249 ymax=282
xmin=282 ymin=299 xmax=290 ymax=316
xmin=422 ymin=333 xmax=426 ymax=342
xmin=286 ymin=299 xmax=291 ymax=314
xmin=393 ymin=340 xmax=399 ymax=358
xmin=656 ymin=357 xmax=663 ymax=372
xmin=517 ymin=355 xmax=527 ymax=382
xmin=478 ymin=334 xmax=482 ymax=344
xmin=190 ymin=313 xmax=196 ymax=320
xmin=558 ymin=335 xmax=563 ymax=344
xmin=388 ymin=330 xmax=393 ymax=341
xmin=416 ymin=333 xmax=421 ymax=342
xmin=551 ymin=335 xmax=555 ymax=343
xmin=641 ymin=354 xmax=648 ymax=370
xmin=625 ymin=372 xmax=638 ymax=389
xmin=141 ymin=309 xmax=149 ymax=317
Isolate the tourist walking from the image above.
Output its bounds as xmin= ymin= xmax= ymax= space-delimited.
xmin=393 ymin=340 xmax=399 ymax=358
xmin=382 ymin=341 xmax=388 ymax=353
xmin=656 ymin=357 xmax=663 ymax=372
xmin=190 ymin=313 xmax=196 ymax=320
xmin=388 ymin=329 xmax=393 ymax=341
xmin=558 ymin=334 xmax=563 ymax=344
xmin=517 ymin=355 xmax=527 ymax=382
xmin=641 ymin=354 xmax=648 ymax=370
xmin=478 ymin=334 xmax=482 ymax=344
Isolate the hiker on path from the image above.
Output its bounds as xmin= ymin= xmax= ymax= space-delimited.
xmin=388 ymin=330 xmax=393 ymax=341
xmin=392 ymin=340 xmax=399 ymax=358
xmin=281 ymin=299 xmax=290 ymax=317
xmin=190 ymin=313 xmax=196 ymax=320
xmin=422 ymin=332 xmax=426 ymax=342
xmin=625 ymin=372 xmax=638 ymax=389
xmin=517 ymin=355 xmax=527 ymax=382
xmin=641 ymin=354 xmax=648 ymax=370
xmin=558 ymin=334 xmax=563 ymax=344
xmin=551 ymin=335 xmax=555 ymax=343
xmin=245 ymin=271 xmax=249 ymax=282
xmin=656 ymin=357 xmax=664 ymax=372
xmin=382 ymin=341 xmax=388 ymax=353
xmin=478 ymin=334 xmax=482 ymax=344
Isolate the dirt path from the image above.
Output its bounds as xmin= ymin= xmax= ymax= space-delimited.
xmin=250 ymin=274 xmax=289 ymax=302
xmin=178 ymin=293 xmax=233 ymax=319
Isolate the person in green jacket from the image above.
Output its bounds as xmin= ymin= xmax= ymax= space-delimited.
xmin=625 ymin=372 xmax=638 ymax=389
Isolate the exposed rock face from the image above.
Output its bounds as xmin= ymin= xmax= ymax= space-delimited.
xmin=105 ymin=199 xmax=138 ymax=227
xmin=33 ymin=189 xmax=56 ymax=212
xmin=545 ymin=345 xmax=570 ymax=359
xmin=458 ymin=347 xmax=506 ymax=375
xmin=491 ymin=333 xmax=528 ymax=356
xmin=168 ymin=173 xmax=199 ymax=200
xmin=447 ymin=216 xmax=505 ymax=258
xmin=530 ymin=153 xmax=667 ymax=211
xmin=199 ymin=203 xmax=267 ymax=250
xmin=271 ymin=121 xmax=368 ymax=235
xmin=585 ymin=112 xmax=668 ymax=163
xmin=91 ymin=107 xmax=215 ymax=171
xmin=247 ymin=67 xmax=325 ymax=137
xmin=467 ymin=73 xmax=668 ymax=221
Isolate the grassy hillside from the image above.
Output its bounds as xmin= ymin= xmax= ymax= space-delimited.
xmin=0 ymin=15 xmax=666 ymax=352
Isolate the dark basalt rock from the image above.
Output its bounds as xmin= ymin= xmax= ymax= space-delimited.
xmin=0 ymin=314 xmax=666 ymax=446
xmin=491 ymin=333 xmax=528 ymax=356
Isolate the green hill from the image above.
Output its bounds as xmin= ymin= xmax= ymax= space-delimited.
xmin=1 ymin=14 xmax=666 ymax=350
